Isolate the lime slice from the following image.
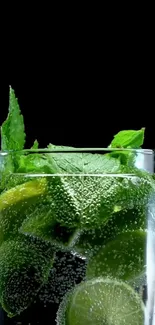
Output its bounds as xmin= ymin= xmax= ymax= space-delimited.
xmin=0 ymin=235 xmax=53 ymax=316
xmin=56 ymin=277 xmax=144 ymax=325
xmin=0 ymin=178 xmax=48 ymax=243
xmin=86 ymin=230 xmax=146 ymax=281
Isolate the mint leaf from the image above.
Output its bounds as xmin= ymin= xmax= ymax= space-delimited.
xmin=20 ymin=174 xmax=120 ymax=232
xmin=31 ymin=140 xmax=39 ymax=149
xmin=1 ymin=87 xmax=25 ymax=151
xmin=47 ymin=144 xmax=121 ymax=174
xmin=0 ymin=235 xmax=53 ymax=316
xmin=16 ymin=153 xmax=52 ymax=174
xmin=16 ymin=149 xmax=123 ymax=238
xmin=18 ymin=150 xmax=123 ymax=232
xmin=20 ymin=202 xmax=78 ymax=248
xmin=109 ymin=128 xmax=145 ymax=149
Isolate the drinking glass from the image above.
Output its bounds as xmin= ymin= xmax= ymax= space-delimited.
xmin=0 ymin=148 xmax=154 ymax=325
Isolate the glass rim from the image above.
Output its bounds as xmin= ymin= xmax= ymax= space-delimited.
xmin=0 ymin=148 xmax=154 ymax=155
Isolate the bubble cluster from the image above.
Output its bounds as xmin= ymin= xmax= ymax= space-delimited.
xmin=39 ymin=251 xmax=86 ymax=305
xmin=47 ymin=176 xmax=81 ymax=228
xmin=0 ymin=235 xmax=53 ymax=316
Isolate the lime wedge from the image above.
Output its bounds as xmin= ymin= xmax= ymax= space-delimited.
xmin=86 ymin=230 xmax=146 ymax=281
xmin=0 ymin=178 xmax=48 ymax=243
xmin=56 ymin=277 xmax=144 ymax=325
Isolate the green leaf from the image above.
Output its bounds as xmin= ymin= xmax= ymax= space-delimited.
xmin=19 ymin=151 xmax=123 ymax=230
xmin=1 ymin=87 xmax=26 ymax=151
xmin=16 ymin=153 xmax=53 ymax=174
xmin=109 ymin=128 xmax=145 ymax=149
xmin=47 ymin=144 xmax=121 ymax=174
xmin=20 ymin=203 xmax=78 ymax=249
xmin=24 ymin=147 xmax=153 ymax=232
xmin=31 ymin=140 xmax=39 ymax=149
xmin=0 ymin=235 xmax=53 ymax=316
xmin=15 ymin=149 xmax=123 ymax=236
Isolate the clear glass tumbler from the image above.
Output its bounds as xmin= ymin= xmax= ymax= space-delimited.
xmin=0 ymin=148 xmax=154 ymax=325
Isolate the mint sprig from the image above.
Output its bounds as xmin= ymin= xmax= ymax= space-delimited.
xmin=1 ymin=87 xmax=25 ymax=151
xmin=0 ymin=87 xmax=147 ymax=175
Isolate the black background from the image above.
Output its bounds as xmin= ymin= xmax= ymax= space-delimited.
xmin=0 ymin=78 xmax=154 ymax=150
xmin=0 ymin=4 xmax=154 ymax=150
